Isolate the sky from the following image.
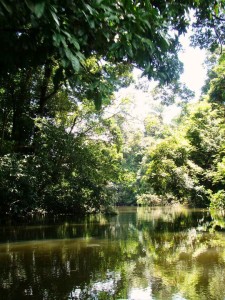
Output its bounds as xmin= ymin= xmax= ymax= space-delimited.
xmin=179 ymin=34 xmax=207 ymax=101
xmin=162 ymin=34 xmax=207 ymax=122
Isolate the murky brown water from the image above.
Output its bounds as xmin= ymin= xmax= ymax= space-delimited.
xmin=0 ymin=206 xmax=225 ymax=300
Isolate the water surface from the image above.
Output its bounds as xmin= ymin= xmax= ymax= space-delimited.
xmin=0 ymin=206 xmax=225 ymax=300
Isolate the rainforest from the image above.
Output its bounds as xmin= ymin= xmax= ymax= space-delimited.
xmin=1 ymin=1 xmax=225 ymax=300
xmin=0 ymin=0 xmax=225 ymax=218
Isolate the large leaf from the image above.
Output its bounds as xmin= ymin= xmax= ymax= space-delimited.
xmin=50 ymin=9 xmax=60 ymax=26
xmin=71 ymin=56 xmax=80 ymax=72
xmin=25 ymin=1 xmax=45 ymax=18
xmin=70 ymin=37 xmax=80 ymax=50
xmin=34 ymin=2 xmax=45 ymax=18
xmin=64 ymin=48 xmax=80 ymax=72
xmin=0 ymin=0 xmax=12 ymax=13
xmin=25 ymin=0 xmax=35 ymax=12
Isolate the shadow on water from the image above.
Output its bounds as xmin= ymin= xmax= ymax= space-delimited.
xmin=0 ymin=206 xmax=225 ymax=300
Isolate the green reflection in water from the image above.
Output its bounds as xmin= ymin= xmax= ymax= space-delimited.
xmin=0 ymin=207 xmax=225 ymax=299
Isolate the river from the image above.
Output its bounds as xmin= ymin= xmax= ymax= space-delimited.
xmin=0 ymin=206 xmax=225 ymax=300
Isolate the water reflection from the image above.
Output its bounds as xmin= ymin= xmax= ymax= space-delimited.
xmin=0 ymin=207 xmax=225 ymax=299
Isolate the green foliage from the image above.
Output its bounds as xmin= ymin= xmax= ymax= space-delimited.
xmin=137 ymin=193 xmax=164 ymax=206
xmin=139 ymin=95 xmax=225 ymax=208
xmin=191 ymin=0 xmax=225 ymax=52
xmin=0 ymin=46 xmax=130 ymax=215
xmin=0 ymin=154 xmax=38 ymax=214
xmin=213 ymin=157 xmax=225 ymax=184
xmin=142 ymin=50 xmax=225 ymax=208
xmin=144 ymin=113 xmax=169 ymax=138
xmin=1 ymin=0 xmax=225 ymax=214
xmin=0 ymin=119 xmax=123 ymax=215
xmin=210 ymin=190 xmax=225 ymax=210
xmin=207 ymin=53 xmax=225 ymax=105
xmin=151 ymin=81 xmax=195 ymax=106
xmin=184 ymin=101 xmax=224 ymax=169
xmin=0 ymin=0 xmax=195 ymax=84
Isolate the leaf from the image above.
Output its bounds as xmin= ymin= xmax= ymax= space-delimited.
xmin=142 ymin=19 xmax=152 ymax=30
xmin=127 ymin=46 xmax=133 ymax=58
xmin=0 ymin=0 xmax=12 ymax=13
xmin=87 ymin=18 xmax=95 ymax=29
xmin=50 ymin=10 xmax=60 ymax=26
xmin=50 ymin=4 xmax=57 ymax=13
xmin=144 ymin=0 xmax=152 ymax=11
xmin=64 ymin=48 xmax=73 ymax=60
xmin=25 ymin=0 xmax=35 ymax=12
xmin=64 ymin=48 xmax=80 ymax=72
xmin=34 ymin=2 xmax=45 ymax=18
xmin=71 ymin=55 xmax=80 ymax=72
xmin=52 ymin=33 xmax=62 ymax=47
xmin=96 ymin=0 xmax=103 ymax=5
xmin=142 ymin=38 xmax=154 ymax=50
xmin=84 ymin=3 xmax=94 ymax=15
xmin=62 ymin=30 xmax=80 ymax=50
xmin=75 ymin=51 xmax=85 ymax=62
xmin=69 ymin=36 xmax=80 ymax=50
xmin=214 ymin=3 xmax=219 ymax=16
xmin=53 ymin=32 xmax=67 ymax=48
xmin=61 ymin=58 xmax=68 ymax=68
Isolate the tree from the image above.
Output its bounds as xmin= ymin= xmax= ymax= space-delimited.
xmin=0 ymin=1 xmax=190 ymax=81
xmin=1 ymin=0 xmax=225 ymax=214
xmin=138 ymin=97 xmax=225 ymax=208
xmin=0 ymin=100 xmax=124 ymax=215
xmin=207 ymin=53 xmax=225 ymax=107
xmin=191 ymin=0 xmax=225 ymax=52
xmin=1 ymin=0 xmax=225 ymax=154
